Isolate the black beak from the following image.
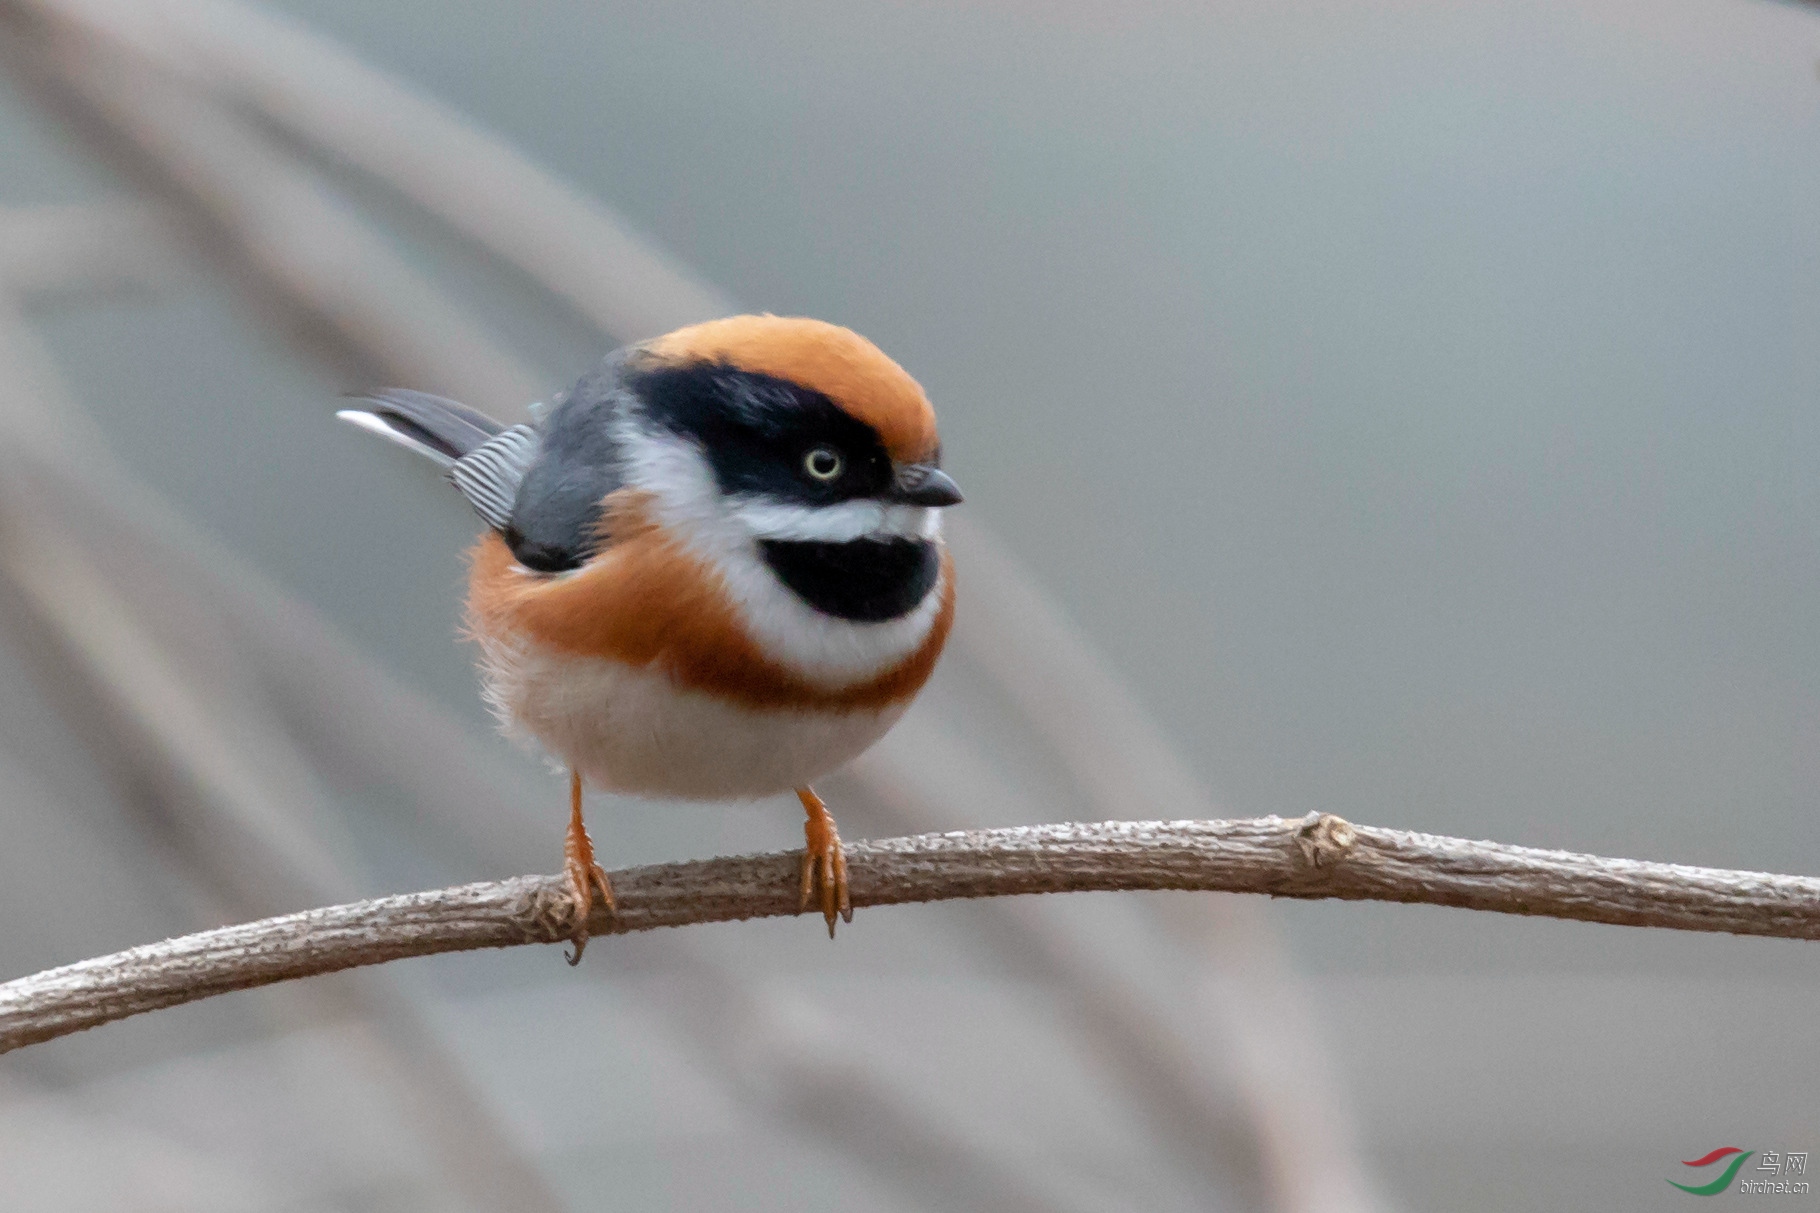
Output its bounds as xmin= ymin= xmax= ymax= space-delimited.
xmin=891 ymin=463 xmax=964 ymax=507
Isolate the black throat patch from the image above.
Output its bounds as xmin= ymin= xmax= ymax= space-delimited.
xmin=760 ymin=538 xmax=939 ymax=623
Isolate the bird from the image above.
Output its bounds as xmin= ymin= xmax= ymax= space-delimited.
xmin=337 ymin=315 xmax=961 ymax=959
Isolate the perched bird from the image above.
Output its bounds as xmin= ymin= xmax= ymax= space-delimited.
xmin=338 ymin=315 xmax=961 ymax=958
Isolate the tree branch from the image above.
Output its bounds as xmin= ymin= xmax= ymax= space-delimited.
xmin=5 ymin=814 xmax=1817 ymax=1054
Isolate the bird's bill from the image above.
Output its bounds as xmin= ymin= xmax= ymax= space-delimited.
xmin=891 ymin=463 xmax=963 ymax=507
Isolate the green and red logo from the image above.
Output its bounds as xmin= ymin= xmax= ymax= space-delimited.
xmin=1671 ymin=1147 xmax=1753 ymax=1195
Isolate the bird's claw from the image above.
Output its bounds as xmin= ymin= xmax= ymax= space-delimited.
xmin=563 ymin=772 xmax=616 ymax=965
xmin=798 ymin=797 xmax=851 ymax=937
xmin=563 ymin=857 xmax=615 ymax=964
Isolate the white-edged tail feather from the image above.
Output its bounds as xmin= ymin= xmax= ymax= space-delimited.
xmin=340 ymin=390 xmax=541 ymax=532
xmin=336 ymin=408 xmax=457 ymax=468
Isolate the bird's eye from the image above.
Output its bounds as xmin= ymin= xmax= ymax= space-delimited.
xmin=803 ymin=446 xmax=844 ymax=481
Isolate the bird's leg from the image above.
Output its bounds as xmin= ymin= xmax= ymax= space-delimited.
xmin=796 ymin=785 xmax=851 ymax=937
xmin=562 ymin=768 xmax=615 ymax=964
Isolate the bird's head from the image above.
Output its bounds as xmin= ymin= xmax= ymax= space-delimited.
xmin=617 ymin=315 xmax=961 ymax=622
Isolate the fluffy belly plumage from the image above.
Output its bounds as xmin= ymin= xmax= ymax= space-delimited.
xmin=478 ymin=635 xmax=910 ymax=799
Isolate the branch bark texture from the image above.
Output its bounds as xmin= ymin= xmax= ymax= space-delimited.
xmin=5 ymin=814 xmax=1817 ymax=1053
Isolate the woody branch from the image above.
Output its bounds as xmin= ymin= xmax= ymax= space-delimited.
xmin=5 ymin=813 xmax=1818 ymax=1054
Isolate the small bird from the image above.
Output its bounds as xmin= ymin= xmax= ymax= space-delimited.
xmin=338 ymin=315 xmax=960 ymax=958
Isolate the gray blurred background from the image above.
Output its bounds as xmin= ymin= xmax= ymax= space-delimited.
xmin=0 ymin=0 xmax=1817 ymax=1209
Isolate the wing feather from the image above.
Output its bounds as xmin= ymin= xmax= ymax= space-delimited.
xmin=449 ymin=425 xmax=540 ymax=531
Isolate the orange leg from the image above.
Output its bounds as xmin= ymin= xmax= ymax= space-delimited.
xmin=563 ymin=769 xmax=615 ymax=964
xmin=796 ymin=785 xmax=851 ymax=938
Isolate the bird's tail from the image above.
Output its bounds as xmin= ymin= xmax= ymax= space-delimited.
xmin=336 ymin=388 xmax=507 ymax=467
xmin=338 ymin=388 xmax=539 ymax=532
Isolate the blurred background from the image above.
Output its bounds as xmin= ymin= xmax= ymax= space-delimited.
xmin=0 ymin=0 xmax=1816 ymax=1209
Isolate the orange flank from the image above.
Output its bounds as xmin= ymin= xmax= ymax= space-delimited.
xmin=465 ymin=509 xmax=954 ymax=712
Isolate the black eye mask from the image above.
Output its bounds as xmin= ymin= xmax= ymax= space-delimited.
xmin=628 ymin=360 xmax=895 ymax=505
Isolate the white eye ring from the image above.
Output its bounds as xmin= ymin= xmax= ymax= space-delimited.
xmin=804 ymin=446 xmax=844 ymax=481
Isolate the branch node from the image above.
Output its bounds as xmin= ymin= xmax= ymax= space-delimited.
xmin=513 ymin=877 xmax=571 ymax=944
xmin=7 ymin=817 xmax=1820 ymax=1056
xmin=1295 ymin=812 xmax=1357 ymax=869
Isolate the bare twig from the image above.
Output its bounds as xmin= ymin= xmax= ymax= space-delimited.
xmin=940 ymin=517 xmax=1384 ymax=1213
xmin=0 ymin=1072 xmax=336 ymax=1213
xmin=82 ymin=12 xmax=1380 ymax=1201
xmin=0 ymin=201 xmax=177 ymax=299
xmin=0 ymin=295 xmax=570 ymax=1213
xmin=161 ymin=0 xmax=734 ymax=339
xmin=0 ymin=19 xmax=1142 ymax=1209
xmin=5 ymin=815 xmax=1818 ymax=1054
xmin=856 ymin=738 xmax=1280 ymax=1211
xmin=0 ymin=10 xmax=545 ymax=408
xmin=660 ymin=960 xmax=1122 ymax=1213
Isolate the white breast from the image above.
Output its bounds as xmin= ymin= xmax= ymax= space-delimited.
xmin=476 ymin=632 xmax=911 ymax=799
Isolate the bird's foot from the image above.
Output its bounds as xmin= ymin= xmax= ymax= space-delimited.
xmin=563 ymin=853 xmax=615 ymax=965
xmin=796 ymin=786 xmax=851 ymax=938
xmin=564 ymin=771 xmax=615 ymax=964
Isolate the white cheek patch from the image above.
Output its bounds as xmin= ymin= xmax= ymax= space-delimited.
xmin=613 ymin=422 xmax=947 ymax=687
xmin=726 ymin=497 xmax=941 ymax=544
xmin=611 ymin=420 xmax=726 ymax=531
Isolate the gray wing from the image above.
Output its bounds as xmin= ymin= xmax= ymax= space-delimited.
xmin=339 ymin=364 xmax=632 ymax=573
xmin=449 ymin=425 xmax=540 ymax=531
xmin=499 ymin=358 xmax=632 ymax=573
